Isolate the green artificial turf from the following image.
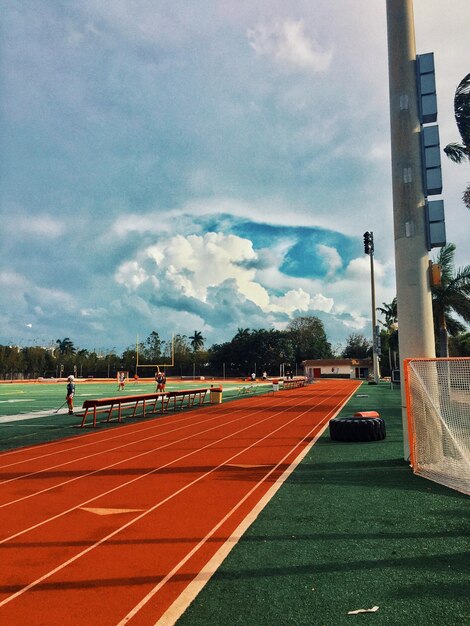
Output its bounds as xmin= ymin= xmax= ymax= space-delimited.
xmin=177 ymin=382 xmax=470 ymax=626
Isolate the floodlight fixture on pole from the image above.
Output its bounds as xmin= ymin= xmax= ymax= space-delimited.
xmin=363 ymin=232 xmax=380 ymax=385
xmin=363 ymin=231 xmax=374 ymax=255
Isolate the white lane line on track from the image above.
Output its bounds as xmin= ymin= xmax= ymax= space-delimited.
xmin=0 ymin=381 xmax=309 ymax=462
xmin=0 ymin=392 xmax=294 ymax=493
xmin=0 ymin=382 xmax=351 ymax=504
xmin=0 ymin=387 xmax=276 ymax=466
xmin=0 ymin=386 xmax=331 ymax=523
xmin=0 ymin=407 xmax=216 ymax=465
xmin=0 ymin=393 xmax=272 ymax=469
xmin=0 ymin=383 xmax=358 ymax=610
xmin=155 ymin=383 xmax=358 ymax=626
xmin=123 ymin=416 xmax=334 ymax=626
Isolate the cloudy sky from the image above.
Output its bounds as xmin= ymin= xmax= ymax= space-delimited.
xmin=1 ymin=0 xmax=469 ymax=353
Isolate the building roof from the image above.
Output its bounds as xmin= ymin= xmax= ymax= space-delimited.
xmin=302 ymin=359 xmax=372 ymax=367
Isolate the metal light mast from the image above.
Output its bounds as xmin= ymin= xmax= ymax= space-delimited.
xmin=386 ymin=0 xmax=436 ymax=459
xmin=363 ymin=232 xmax=380 ymax=384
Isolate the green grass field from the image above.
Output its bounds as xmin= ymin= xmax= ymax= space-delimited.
xmin=0 ymin=379 xmax=272 ymax=451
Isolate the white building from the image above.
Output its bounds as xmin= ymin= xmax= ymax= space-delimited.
xmin=303 ymin=359 xmax=372 ymax=380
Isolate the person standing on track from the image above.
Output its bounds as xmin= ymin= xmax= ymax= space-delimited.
xmin=66 ymin=375 xmax=75 ymax=415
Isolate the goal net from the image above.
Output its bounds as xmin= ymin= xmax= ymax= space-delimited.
xmin=404 ymin=357 xmax=470 ymax=495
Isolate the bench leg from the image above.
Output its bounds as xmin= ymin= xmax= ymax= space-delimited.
xmin=81 ymin=408 xmax=89 ymax=428
xmin=106 ymin=404 xmax=115 ymax=423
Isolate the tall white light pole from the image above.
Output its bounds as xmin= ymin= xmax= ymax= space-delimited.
xmin=386 ymin=0 xmax=436 ymax=460
xmin=364 ymin=232 xmax=380 ymax=384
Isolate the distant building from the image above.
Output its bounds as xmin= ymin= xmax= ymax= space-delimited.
xmin=303 ymin=359 xmax=372 ymax=380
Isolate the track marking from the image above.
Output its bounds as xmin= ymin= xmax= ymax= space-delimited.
xmin=0 ymin=390 xmax=275 ymax=466
xmin=157 ymin=383 xmax=358 ymax=626
xmin=0 ymin=397 xmax=268 ymax=471
xmin=0 ymin=389 xmax=326 ymax=528
xmin=0 ymin=382 xmax=277 ymax=461
xmin=124 ymin=383 xmax=359 ymax=625
xmin=0 ymin=384 xmax=355 ymax=610
xmin=80 ymin=507 xmax=146 ymax=516
xmin=0 ymin=393 xmax=292 ymax=496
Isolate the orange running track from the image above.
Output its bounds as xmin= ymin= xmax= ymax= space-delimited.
xmin=0 ymin=379 xmax=359 ymax=625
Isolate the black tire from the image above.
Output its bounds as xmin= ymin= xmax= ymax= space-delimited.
xmin=329 ymin=417 xmax=386 ymax=442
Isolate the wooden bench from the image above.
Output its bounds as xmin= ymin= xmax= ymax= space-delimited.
xmin=281 ymin=378 xmax=306 ymax=390
xmin=166 ymin=388 xmax=209 ymax=411
xmin=80 ymin=388 xmax=210 ymax=428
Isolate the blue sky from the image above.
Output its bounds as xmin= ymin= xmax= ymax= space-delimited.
xmin=1 ymin=0 xmax=469 ymax=353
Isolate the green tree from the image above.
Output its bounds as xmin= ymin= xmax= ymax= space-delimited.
xmin=22 ymin=346 xmax=52 ymax=378
xmin=449 ymin=332 xmax=470 ymax=357
xmin=55 ymin=337 xmax=75 ymax=355
xmin=342 ymin=333 xmax=372 ymax=359
xmin=432 ymin=243 xmax=470 ymax=357
xmin=172 ymin=334 xmax=193 ymax=376
xmin=377 ymin=298 xmax=397 ymax=328
xmin=0 ymin=345 xmax=25 ymax=379
xmin=444 ymin=72 xmax=470 ymax=209
xmin=189 ymin=331 xmax=205 ymax=352
xmin=121 ymin=347 xmax=137 ymax=375
xmin=76 ymin=349 xmax=89 ymax=377
xmin=145 ymin=331 xmax=162 ymax=363
xmin=286 ymin=316 xmax=332 ymax=363
xmin=377 ymin=297 xmax=399 ymax=373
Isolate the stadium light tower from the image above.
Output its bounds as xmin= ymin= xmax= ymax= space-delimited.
xmin=363 ymin=232 xmax=380 ymax=384
xmin=386 ymin=0 xmax=436 ymax=460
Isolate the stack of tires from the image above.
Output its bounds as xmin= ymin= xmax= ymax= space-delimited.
xmin=329 ymin=411 xmax=386 ymax=442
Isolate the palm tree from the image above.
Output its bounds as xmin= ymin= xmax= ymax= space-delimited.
xmin=377 ymin=298 xmax=397 ymax=329
xmin=56 ymin=337 xmax=75 ymax=355
xmin=234 ymin=328 xmax=250 ymax=340
xmin=432 ymin=244 xmax=470 ymax=357
xmin=377 ymin=298 xmax=399 ymax=371
xmin=189 ymin=331 xmax=205 ymax=352
xmin=444 ymin=73 xmax=470 ymax=209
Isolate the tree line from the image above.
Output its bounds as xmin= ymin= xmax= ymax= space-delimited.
xmin=0 ymin=316 xmax=333 ymax=380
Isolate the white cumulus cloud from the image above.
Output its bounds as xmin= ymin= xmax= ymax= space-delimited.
xmin=115 ymin=231 xmax=345 ymax=325
xmin=316 ymin=244 xmax=343 ymax=278
xmin=116 ymin=261 xmax=149 ymax=290
xmin=268 ymin=288 xmax=311 ymax=314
